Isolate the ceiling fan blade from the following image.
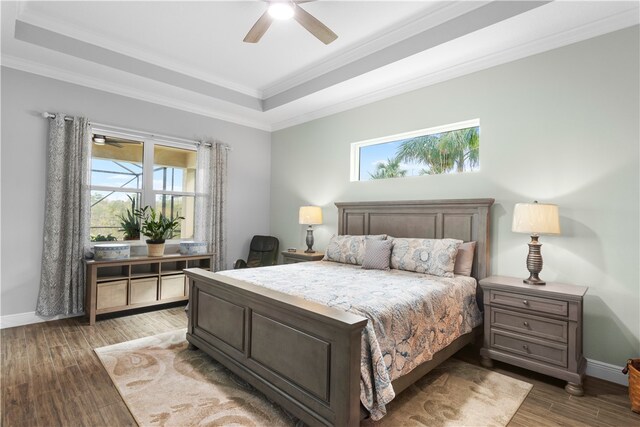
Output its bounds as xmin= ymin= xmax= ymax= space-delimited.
xmin=106 ymin=141 xmax=124 ymax=148
xmin=293 ymin=4 xmax=337 ymax=45
xmin=243 ymin=11 xmax=273 ymax=43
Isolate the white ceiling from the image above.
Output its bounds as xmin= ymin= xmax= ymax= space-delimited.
xmin=2 ymin=1 xmax=639 ymax=131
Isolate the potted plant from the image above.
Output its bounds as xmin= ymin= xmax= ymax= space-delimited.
xmin=135 ymin=206 xmax=184 ymax=257
xmin=91 ymin=233 xmax=117 ymax=242
xmin=118 ymin=195 xmax=141 ymax=240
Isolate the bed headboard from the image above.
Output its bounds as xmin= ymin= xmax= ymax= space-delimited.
xmin=335 ymin=198 xmax=494 ymax=280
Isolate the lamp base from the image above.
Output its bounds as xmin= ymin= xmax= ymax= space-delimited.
xmin=524 ymin=277 xmax=546 ymax=286
xmin=305 ymin=226 xmax=315 ymax=253
xmin=524 ymin=235 xmax=546 ymax=285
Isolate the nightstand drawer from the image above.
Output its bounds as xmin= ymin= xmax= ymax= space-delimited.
xmin=491 ymin=330 xmax=567 ymax=367
xmin=491 ymin=308 xmax=568 ymax=343
xmin=490 ymin=290 xmax=568 ymax=316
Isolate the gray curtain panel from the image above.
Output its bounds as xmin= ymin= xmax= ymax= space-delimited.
xmin=36 ymin=115 xmax=92 ymax=316
xmin=195 ymin=141 xmax=229 ymax=271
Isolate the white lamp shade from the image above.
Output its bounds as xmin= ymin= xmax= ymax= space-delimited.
xmin=299 ymin=206 xmax=323 ymax=225
xmin=512 ymin=202 xmax=560 ymax=235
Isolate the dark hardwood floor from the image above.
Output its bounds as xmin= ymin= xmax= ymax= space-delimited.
xmin=2 ymin=307 xmax=638 ymax=426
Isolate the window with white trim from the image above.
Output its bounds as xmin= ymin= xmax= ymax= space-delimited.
xmin=90 ymin=132 xmax=196 ymax=242
xmin=350 ymin=119 xmax=480 ymax=181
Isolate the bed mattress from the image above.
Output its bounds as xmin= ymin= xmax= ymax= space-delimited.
xmin=218 ymin=260 xmax=482 ymax=420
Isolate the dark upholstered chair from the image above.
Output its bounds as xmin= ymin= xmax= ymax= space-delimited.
xmin=234 ymin=235 xmax=279 ymax=269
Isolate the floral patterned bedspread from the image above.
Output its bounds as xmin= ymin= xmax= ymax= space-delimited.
xmin=218 ymin=261 xmax=482 ymax=420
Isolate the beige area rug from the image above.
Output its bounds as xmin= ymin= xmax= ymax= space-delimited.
xmin=95 ymin=329 xmax=532 ymax=426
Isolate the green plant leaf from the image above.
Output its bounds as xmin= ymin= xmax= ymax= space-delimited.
xmin=135 ymin=206 xmax=184 ymax=242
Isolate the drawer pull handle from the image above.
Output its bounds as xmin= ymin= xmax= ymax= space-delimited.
xmin=522 ymin=344 xmax=529 ymax=350
xmin=522 ymin=300 xmax=529 ymax=305
xmin=523 ymin=321 xmax=529 ymax=327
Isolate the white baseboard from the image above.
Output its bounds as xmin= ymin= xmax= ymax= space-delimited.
xmin=0 ymin=310 xmax=631 ymax=387
xmin=586 ymin=358 xmax=628 ymax=386
xmin=0 ymin=310 xmax=82 ymax=329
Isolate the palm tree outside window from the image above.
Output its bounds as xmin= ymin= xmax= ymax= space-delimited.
xmin=351 ymin=119 xmax=480 ymax=181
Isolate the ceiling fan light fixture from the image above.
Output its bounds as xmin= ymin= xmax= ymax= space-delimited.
xmin=268 ymin=2 xmax=294 ymax=20
xmin=244 ymin=0 xmax=337 ymax=44
xmin=93 ymin=135 xmax=106 ymax=145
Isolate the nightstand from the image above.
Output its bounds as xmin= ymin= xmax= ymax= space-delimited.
xmin=281 ymin=250 xmax=324 ymax=264
xmin=479 ymin=275 xmax=588 ymax=396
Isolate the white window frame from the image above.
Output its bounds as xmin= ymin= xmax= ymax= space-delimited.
xmin=349 ymin=118 xmax=480 ymax=182
xmin=90 ymin=124 xmax=198 ymax=244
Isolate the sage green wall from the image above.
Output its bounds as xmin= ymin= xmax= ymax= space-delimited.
xmin=270 ymin=26 xmax=640 ymax=366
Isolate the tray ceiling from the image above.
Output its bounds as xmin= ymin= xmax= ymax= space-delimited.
xmin=2 ymin=1 xmax=638 ymax=131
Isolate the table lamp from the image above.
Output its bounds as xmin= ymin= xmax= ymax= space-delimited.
xmin=512 ymin=201 xmax=560 ymax=285
xmin=299 ymin=206 xmax=322 ymax=253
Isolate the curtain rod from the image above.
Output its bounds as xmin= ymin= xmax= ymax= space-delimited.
xmin=42 ymin=112 xmax=74 ymax=121
xmin=41 ymin=111 xmax=230 ymax=150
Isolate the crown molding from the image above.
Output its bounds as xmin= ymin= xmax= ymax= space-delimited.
xmin=3 ymin=5 xmax=637 ymax=133
xmin=15 ymin=1 xmax=485 ymax=102
xmin=263 ymin=0 xmax=552 ymax=111
xmin=260 ymin=1 xmax=489 ymax=99
xmin=16 ymin=6 xmax=262 ymax=99
xmin=1 ymin=54 xmax=272 ymax=132
xmin=270 ymin=9 xmax=639 ymax=131
xmin=14 ymin=19 xmax=263 ymax=110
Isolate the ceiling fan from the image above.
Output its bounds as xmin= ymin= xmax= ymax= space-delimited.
xmin=93 ymin=135 xmax=120 ymax=147
xmin=92 ymin=135 xmax=140 ymax=148
xmin=243 ymin=0 xmax=338 ymax=45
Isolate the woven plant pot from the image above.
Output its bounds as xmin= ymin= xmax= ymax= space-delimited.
xmin=147 ymin=242 xmax=165 ymax=257
xmin=623 ymin=358 xmax=640 ymax=413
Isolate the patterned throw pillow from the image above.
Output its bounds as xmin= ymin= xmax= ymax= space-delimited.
xmin=390 ymin=237 xmax=463 ymax=277
xmin=323 ymin=234 xmax=387 ymax=265
xmin=361 ymin=239 xmax=393 ymax=270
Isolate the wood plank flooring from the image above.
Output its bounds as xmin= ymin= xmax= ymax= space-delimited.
xmin=456 ymin=345 xmax=640 ymax=427
xmin=2 ymin=307 xmax=638 ymax=427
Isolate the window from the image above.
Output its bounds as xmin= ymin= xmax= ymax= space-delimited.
xmin=153 ymin=145 xmax=196 ymax=240
xmin=90 ymin=132 xmax=196 ymax=242
xmin=350 ymin=119 xmax=480 ymax=181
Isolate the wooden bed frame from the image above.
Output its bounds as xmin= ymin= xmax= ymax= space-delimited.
xmin=185 ymin=198 xmax=494 ymax=427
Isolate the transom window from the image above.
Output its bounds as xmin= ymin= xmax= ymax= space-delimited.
xmin=90 ymin=132 xmax=196 ymax=242
xmin=350 ymin=119 xmax=480 ymax=181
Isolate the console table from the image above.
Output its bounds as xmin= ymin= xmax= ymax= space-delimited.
xmin=84 ymin=253 xmax=213 ymax=325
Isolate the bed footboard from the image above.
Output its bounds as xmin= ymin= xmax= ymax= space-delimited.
xmin=185 ymin=268 xmax=368 ymax=427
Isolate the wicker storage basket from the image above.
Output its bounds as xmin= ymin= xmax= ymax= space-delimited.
xmin=623 ymin=358 xmax=640 ymax=413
